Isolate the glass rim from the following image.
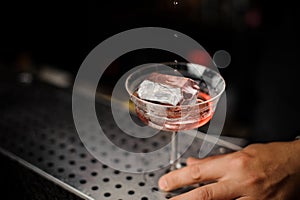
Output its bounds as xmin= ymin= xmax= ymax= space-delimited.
xmin=125 ymin=62 xmax=226 ymax=108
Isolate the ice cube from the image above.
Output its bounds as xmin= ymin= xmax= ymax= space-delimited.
xmin=137 ymin=73 xmax=199 ymax=106
xmin=137 ymin=80 xmax=182 ymax=106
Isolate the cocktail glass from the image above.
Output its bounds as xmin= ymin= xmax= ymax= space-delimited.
xmin=125 ymin=62 xmax=225 ymax=170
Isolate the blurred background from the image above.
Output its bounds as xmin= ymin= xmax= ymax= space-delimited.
xmin=1 ymin=0 xmax=299 ymax=142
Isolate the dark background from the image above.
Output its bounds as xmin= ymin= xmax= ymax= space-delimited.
xmin=0 ymin=1 xmax=299 ymax=198
xmin=1 ymin=0 xmax=300 ymax=142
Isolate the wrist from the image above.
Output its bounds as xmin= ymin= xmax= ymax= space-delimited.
xmin=287 ymin=140 xmax=300 ymax=174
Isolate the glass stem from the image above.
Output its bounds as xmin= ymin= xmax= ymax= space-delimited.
xmin=170 ymin=131 xmax=178 ymax=170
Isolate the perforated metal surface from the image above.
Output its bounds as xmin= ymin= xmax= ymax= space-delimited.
xmin=0 ymin=82 xmax=246 ymax=200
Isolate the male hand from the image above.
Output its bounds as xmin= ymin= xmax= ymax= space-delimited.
xmin=158 ymin=140 xmax=300 ymax=200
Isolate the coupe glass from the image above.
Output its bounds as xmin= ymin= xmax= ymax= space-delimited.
xmin=125 ymin=62 xmax=225 ymax=170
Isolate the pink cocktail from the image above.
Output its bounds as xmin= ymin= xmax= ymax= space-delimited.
xmin=126 ymin=62 xmax=225 ymax=170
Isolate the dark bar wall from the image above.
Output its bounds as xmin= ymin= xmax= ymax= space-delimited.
xmin=1 ymin=0 xmax=299 ymax=142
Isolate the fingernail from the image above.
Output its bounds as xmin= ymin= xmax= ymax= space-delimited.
xmin=158 ymin=178 xmax=168 ymax=190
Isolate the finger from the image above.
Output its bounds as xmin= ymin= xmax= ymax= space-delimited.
xmin=186 ymin=154 xmax=226 ymax=166
xmin=170 ymin=181 xmax=239 ymax=200
xmin=159 ymin=158 xmax=226 ymax=191
xmin=237 ymin=197 xmax=257 ymax=200
xmin=186 ymin=157 xmax=202 ymax=165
